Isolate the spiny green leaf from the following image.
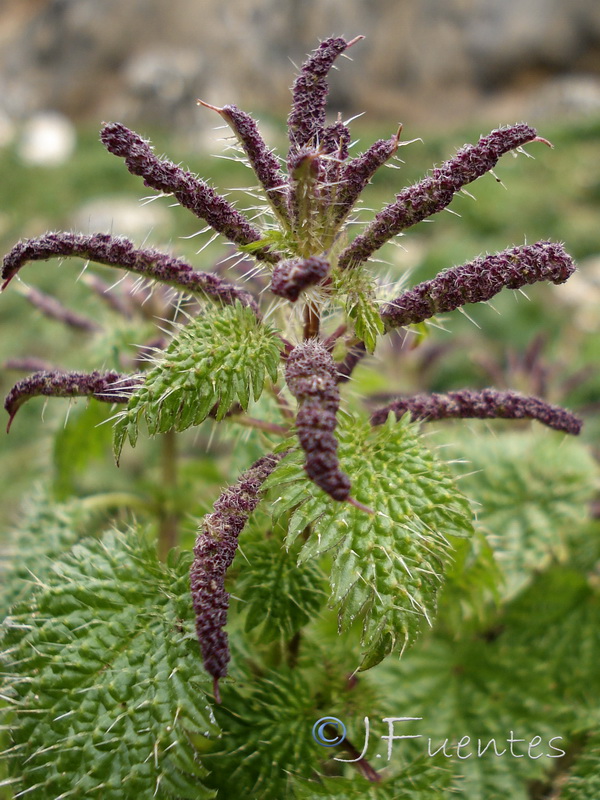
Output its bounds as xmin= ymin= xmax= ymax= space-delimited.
xmin=1 ymin=529 xmax=216 ymax=799
xmin=371 ymin=632 xmax=570 ymax=800
xmin=112 ymin=302 xmax=283 ymax=460
xmin=0 ymin=487 xmax=102 ymax=612
xmin=561 ymin=733 xmax=600 ymax=799
xmin=292 ymin=758 xmax=455 ymax=799
xmin=501 ymin=567 xmax=600 ymax=703
xmin=440 ymin=429 xmax=598 ymax=599
xmin=238 ymin=228 xmax=295 ymax=254
xmin=437 ymin=531 xmax=503 ymax=630
xmin=233 ymin=517 xmax=327 ymax=642
xmin=265 ymin=413 xmax=474 ymax=669
xmin=202 ymin=668 xmax=324 ymax=799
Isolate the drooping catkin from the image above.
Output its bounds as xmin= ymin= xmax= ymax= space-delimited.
xmin=285 ymin=341 xmax=351 ymax=501
xmin=189 ymin=453 xmax=283 ymax=701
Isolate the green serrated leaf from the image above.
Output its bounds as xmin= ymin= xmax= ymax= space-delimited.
xmin=561 ymin=733 xmax=600 ymax=799
xmin=0 ymin=488 xmax=103 ymax=612
xmin=234 ymin=529 xmax=327 ymax=642
xmin=292 ymin=757 xmax=455 ymax=799
xmin=203 ymin=668 xmax=323 ymax=799
xmin=266 ymin=413 xmax=473 ymax=668
xmin=1 ymin=528 xmax=216 ymax=799
xmin=372 ymin=632 xmax=569 ymax=800
xmin=112 ymin=302 xmax=283 ymax=460
xmin=440 ymin=429 xmax=599 ymax=598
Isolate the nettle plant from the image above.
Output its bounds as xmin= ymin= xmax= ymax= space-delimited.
xmin=1 ymin=36 xmax=598 ymax=800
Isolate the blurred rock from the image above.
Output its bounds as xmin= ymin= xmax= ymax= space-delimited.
xmin=1 ymin=0 xmax=600 ymax=131
xmin=532 ymin=74 xmax=600 ymax=119
xmin=17 ymin=111 xmax=76 ymax=166
xmin=71 ymin=196 xmax=171 ymax=239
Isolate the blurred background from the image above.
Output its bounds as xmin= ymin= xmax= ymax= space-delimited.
xmin=2 ymin=0 xmax=600 ymax=134
xmin=0 ymin=0 xmax=599 ymax=528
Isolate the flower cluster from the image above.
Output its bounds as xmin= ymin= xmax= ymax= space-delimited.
xmin=1 ymin=35 xmax=584 ymax=690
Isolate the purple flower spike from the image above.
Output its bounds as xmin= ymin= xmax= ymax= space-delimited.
xmin=333 ymin=125 xmax=403 ymax=224
xmin=320 ymin=117 xmax=352 ymax=189
xmin=199 ymin=101 xmax=291 ymax=226
xmin=370 ymin=388 xmax=582 ymax=435
xmin=189 ymin=452 xmax=283 ymax=702
xmin=285 ymin=341 xmax=351 ymax=501
xmin=321 ymin=118 xmax=352 ymax=161
xmin=380 ymin=241 xmax=575 ymax=329
xmin=270 ymin=256 xmax=329 ymax=302
xmin=4 ymin=370 xmax=139 ymax=432
xmin=287 ymin=36 xmax=363 ymax=152
xmin=100 ymin=122 xmax=279 ymax=263
xmin=1 ymin=232 xmax=259 ymax=313
xmin=338 ymin=124 xmax=541 ymax=270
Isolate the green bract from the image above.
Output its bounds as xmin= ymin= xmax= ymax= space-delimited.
xmin=266 ymin=413 xmax=474 ymax=668
xmin=113 ymin=302 xmax=282 ymax=460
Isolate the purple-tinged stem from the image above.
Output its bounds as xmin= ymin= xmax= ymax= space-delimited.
xmin=17 ymin=284 xmax=102 ymax=333
xmin=189 ymin=452 xmax=284 ymax=702
xmin=335 ymin=340 xmax=367 ymax=383
xmin=198 ymin=100 xmax=291 ymax=227
xmin=380 ymin=241 xmax=575 ymax=329
xmin=370 ymin=388 xmax=582 ymax=435
xmin=4 ymin=370 xmax=139 ymax=432
xmin=338 ymin=124 xmax=543 ymax=270
xmin=100 ymin=122 xmax=279 ymax=263
xmin=285 ymin=341 xmax=351 ymax=501
xmin=270 ymin=256 xmax=329 ymax=302
xmin=287 ymin=36 xmax=363 ymax=153
xmin=1 ymin=232 xmax=259 ymax=313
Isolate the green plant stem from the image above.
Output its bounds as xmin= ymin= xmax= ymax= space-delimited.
xmin=158 ymin=429 xmax=179 ymax=560
xmin=286 ymin=630 xmax=301 ymax=669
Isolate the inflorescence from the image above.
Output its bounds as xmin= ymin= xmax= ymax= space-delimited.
xmin=1 ymin=35 xmax=584 ymax=695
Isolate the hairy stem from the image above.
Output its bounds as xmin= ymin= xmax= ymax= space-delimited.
xmin=303 ymin=302 xmax=320 ymax=340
